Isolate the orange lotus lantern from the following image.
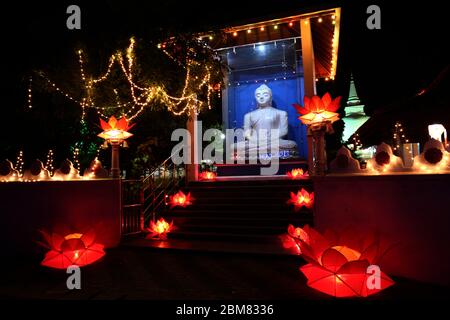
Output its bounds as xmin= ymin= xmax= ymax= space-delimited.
xmin=98 ymin=116 xmax=134 ymax=178
xmin=293 ymin=93 xmax=341 ymax=176
xmin=280 ymin=224 xmax=310 ymax=255
xmin=98 ymin=116 xmax=134 ymax=142
xmin=287 ymin=168 xmax=309 ymax=179
xmin=287 ymin=188 xmax=314 ymax=211
xmin=293 ymin=93 xmax=341 ymax=126
xmin=146 ymin=218 xmax=174 ymax=240
xmin=291 ymin=225 xmax=394 ymax=298
xmin=39 ymin=230 xmax=105 ymax=269
xmin=199 ymin=171 xmax=217 ymax=181
xmin=169 ymin=191 xmax=193 ymax=208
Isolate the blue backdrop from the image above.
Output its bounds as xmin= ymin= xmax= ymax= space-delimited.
xmin=227 ymin=77 xmax=308 ymax=159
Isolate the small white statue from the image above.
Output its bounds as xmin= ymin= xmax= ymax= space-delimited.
xmin=232 ymin=84 xmax=297 ymax=158
xmin=330 ymin=146 xmax=362 ymax=173
xmin=22 ymin=159 xmax=51 ymax=181
xmin=366 ymin=142 xmax=403 ymax=173
xmin=83 ymin=159 xmax=109 ymax=179
xmin=0 ymin=159 xmax=20 ymax=182
xmin=53 ymin=159 xmax=81 ymax=180
xmin=413 ymin=139 xmax=450 ymax=171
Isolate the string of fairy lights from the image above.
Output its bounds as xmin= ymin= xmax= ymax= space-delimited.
xmin=44 ymin=150 xmax=55 ymax=176
xmin=351 ymin=133 xmax=363 ymax=150
xmin=14 ymin=151 xmax=24 ymax=177
xmin=393 ymin=121 xmax=409 ymax=152
xmin=221 ymin=11 xmax=339 ymax=81
xmin=72 ymin=148 xmax=81 ymax=175
xmin=27 ymin=77 xmax=33 ymax=109
xmin=33 ymin=37 xmax=217 ymax=123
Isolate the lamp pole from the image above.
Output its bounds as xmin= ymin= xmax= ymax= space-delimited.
xmin=110 ymin=141 xmax=121 ymax=179
xmin=308 ymin=122 xmax=331 ymax=176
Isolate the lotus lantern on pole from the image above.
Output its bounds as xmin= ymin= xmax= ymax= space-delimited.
xmin=293 ymin=93 xmax=341 ymax=175
xmin=98 ymin=116 xmax=134 ymax=178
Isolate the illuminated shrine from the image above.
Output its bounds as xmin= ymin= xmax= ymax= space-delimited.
xmin=209 ymin=8 xmax=341 ymax=167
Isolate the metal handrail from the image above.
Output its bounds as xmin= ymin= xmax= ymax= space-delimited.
xmin=141 ymin=149 xmax=185 ymax=226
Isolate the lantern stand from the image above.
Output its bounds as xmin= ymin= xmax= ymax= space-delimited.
xmin=97 ymin=116 xmax=134 ymax=180
xmin=308 ymin=121 xmax=332 ymax=176
xmin=110 ymin=141 xmax=121 ymax=179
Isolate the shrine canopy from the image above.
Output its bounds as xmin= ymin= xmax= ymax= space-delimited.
xmin=207 ymin=7 xmax=341 ymax=82
xmin=205 ymin=7 xmax=341 ymax=159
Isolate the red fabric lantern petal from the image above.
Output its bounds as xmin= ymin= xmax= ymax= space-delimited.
xmin=116 ymin=117 xmax=129 ymax=131
xmin=60 ymin=238 xmax=85 ymax=252
xmin=300 ymin=264 xmax=333 ymax=283
xmin=74 ymin=247 xmax=105 ymax=266
xmin=359 ymin=242 xmax=380 ymax=265
xmin=328 ymin=96 xmax=342 ymax=112
xmin=80 ymin=229 xmax=97 ymax=248
xmin=337 ymin=260 xmax=370 ymax=275
xmin=51 ymin=233 xmax=65 ymax=251
xmin=108 ymin=116 xmax=118 ymax=129
xmin=365 ymin=271 xmax=395 ymax=296
xmin=311 ymin=96 xmax=324 ymax=112
xmin=303 ymin=225 xmax=330 ymax=258
xmin=41 ymin=250 xmax=74 ymax=269
xmin=335 ymin=273 xmax=368 ymax=297
xmin=322 ymin=92 xmax=332 ymax=108
xmin=100 ymin=118 xmax=112 ymax=131
xmin=303 ymin=96 xmax=311 ymax=113
xmin=293 ymin=103 xmax=308 ymax=115
xmin=321 ymin=248 xmax=349 ymax=272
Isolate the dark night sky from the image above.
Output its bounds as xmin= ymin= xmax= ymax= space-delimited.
xmin=0 ymin=0 xmax=449 ymax=146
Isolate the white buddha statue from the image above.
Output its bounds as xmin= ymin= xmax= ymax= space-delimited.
xmin=232 ymin=84 xmax=297 ymax=158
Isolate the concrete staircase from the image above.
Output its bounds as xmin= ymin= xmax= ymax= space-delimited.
xmin=161 ymin=178 xmax=314 ymax=245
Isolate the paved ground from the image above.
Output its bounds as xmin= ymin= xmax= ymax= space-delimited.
xmin=0 ymin=246 xmax=448 ymax=300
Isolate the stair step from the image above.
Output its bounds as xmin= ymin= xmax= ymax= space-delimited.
xmin=167 ymin=231 xmax=286 ymax=242
xmin=166 ymin=215 xmax=311 ymax=222
xmin=172 ymin=224 xmax=301 ymax=235
xmin=169 ymin=204 xmax=301 ymax=212
xmin=166 ymin=208 xmax=312 ymax=216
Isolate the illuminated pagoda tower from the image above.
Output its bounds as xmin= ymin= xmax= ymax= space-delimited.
xmin=342 ymin=74 xmax=369 ymax=143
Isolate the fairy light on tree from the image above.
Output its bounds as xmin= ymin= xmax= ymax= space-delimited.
xmin=27 ymin=76 xmax=33 ymax=109
xmin=392 ymin=121 xmax=409 ymax=156
xmin=349 ymin=133 xmax=362 ymax=151
xmin=44 ymin=150 xmax=55 ymax=176
xmin=14 ymin=151 xmax=24 ymax=177
xmin=72 ymin=148 xmax=81 ymax=176
xmin=36 ymin=37 xmax=220 ymax=123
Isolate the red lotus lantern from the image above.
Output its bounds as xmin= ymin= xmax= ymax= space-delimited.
xmin=98 ymin=116 xmax=134 ymax=178
xmin=287 ymin=168 xmax=309 ymax=179
xmin=39 ymin=230 xmax=105 ymax=269
xmin=291 ymin=225 xmax=394 ymax=298
xmin=287 ymin=188 xmax=314 ymax=210
xmin=293 ymin=93 xmax=341 ymax=126
xmin=199 ymin=171 xmax=217 ymax=181
xmin=146 ymin=218 xmax=174 ymax=240
xmin=169 ymin=191 xmax=193 ymax=208
xmin=280 ymin=224 xmax=310 ymax=255
xmin=98 ymin=116 xmax=134 ymax=143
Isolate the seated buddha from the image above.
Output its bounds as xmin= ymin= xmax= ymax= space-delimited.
xmin=232 ymin=84 xmax=297 ymax=159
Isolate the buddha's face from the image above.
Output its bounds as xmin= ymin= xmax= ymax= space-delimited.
xmin=255 ymin=85 xmax=272 ymax=107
